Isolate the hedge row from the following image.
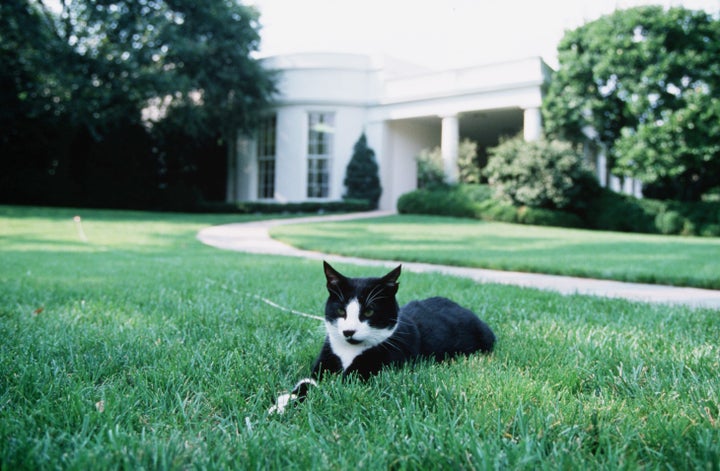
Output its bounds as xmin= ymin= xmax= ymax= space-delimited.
xmin=394 ymin=185 xmax=492 ymax=219
xmin=197 ymin=199 xmax=373 ymax=214
xmin=397 ymin=185 xmax=720 ymax=236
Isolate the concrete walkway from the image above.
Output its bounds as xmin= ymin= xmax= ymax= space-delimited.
xmin=197 ymin=211 xmax=720 ymax=310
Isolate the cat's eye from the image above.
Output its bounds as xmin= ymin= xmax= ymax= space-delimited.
xmin=336 ymin=308 xmax=346 ymax=317
xmin=364 ymin=309 xmax=374 ymax=318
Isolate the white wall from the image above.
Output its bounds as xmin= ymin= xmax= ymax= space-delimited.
xmin=248 ymin=105 xmax=368 ymax=203
xmin=234 ymin=136 xmax=256 ymax=201
xmin=234 ymin=53 xmax=550 ymax=209
xmin=378 ymin=118 xmax=440 ymax=210
xmin=266 ymin=53 xmax=381 ymax=107
xmin=328 ymin=107 xmax=368 ymax=201
xmin=248 ymin=53 xmax=380 ymax=204
xmin=274 ymin=106 xmax=307 ymax=202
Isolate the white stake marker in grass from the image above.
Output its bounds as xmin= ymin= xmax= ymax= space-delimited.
xmin=73 ymin=215 xmax=88 ymax=243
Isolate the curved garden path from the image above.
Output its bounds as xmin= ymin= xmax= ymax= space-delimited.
xmin=197 ymin=211 xmax=720 ymax=310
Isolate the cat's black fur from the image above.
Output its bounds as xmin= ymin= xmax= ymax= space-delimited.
xmin=269 ymin=261 xmax=495 ymax=413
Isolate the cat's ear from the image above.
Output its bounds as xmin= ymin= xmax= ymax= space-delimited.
xmin=323 ymin=261 xmax=346 ymax=289
xmin=381 ymin=265 xmax=401 ymax=292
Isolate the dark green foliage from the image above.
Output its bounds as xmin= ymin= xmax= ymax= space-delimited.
xmin=1 ymin=0 xmax=275 ymax=210
xmin=484 ymin=136 xmax=599 ymax=211
xmin=543 ymin=6 xmax=720 ymax=201
xmin=474 ymin=199 xmax=519 ymax=223
xmin=398 ymin=185 xmax=490 ymax=218
xmin=398 ymin=185 xmax=720 ymax=236
xmin=655 ymin=211 xmax=684 ymax=236
xmin=398 ymin=184 xmax=583 ymax=228
xmin=343 ymin=134 xmax=382 ymax=209
xmin=474 ymin=199 xmax=584 ymax=228
xmin=516 ymin=205 xmax=584 ymax=228
xmin=582 ymin=190 xmax=659 ymax=234
xmin=200 ymin=199 xmax=372 ymax=214
xmin=582 ymin=189 xmax=720 ymax=236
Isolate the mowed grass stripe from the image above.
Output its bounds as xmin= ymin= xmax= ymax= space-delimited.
xmin=270 ymin=214 xmax=720 ymax=289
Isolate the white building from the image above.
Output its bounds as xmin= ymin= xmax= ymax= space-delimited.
xmin=227 ymin=52 xmax=552 ymax=210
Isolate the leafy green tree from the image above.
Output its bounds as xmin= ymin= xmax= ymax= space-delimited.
xmin=543 ymin=6 xmax=720 ymax=200
xmin=0 ymin=0 xmax=64 ymax=121
xmin=49 ymin=0 xmax=275 ymax=146
xmin=0 ymin=0 xmax=76 ymax=203
xmin=344 ymin=133 xmax=382 ymax=208
xmin=1 ymin=0 xmax=275 ymax=207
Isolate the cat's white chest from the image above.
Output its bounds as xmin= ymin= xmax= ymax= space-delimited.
xmin=327 ymin=326 xmax=369 ymax=370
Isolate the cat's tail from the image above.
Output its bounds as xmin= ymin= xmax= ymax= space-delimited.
xmin=268 ymin=378 xmax=317 ymax=415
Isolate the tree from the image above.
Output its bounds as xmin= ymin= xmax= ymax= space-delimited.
xmin=344 ymin=134 xmax=382 ymax=208
xmin=1 ymin=0 xmax=275 ymax=208
xmin=0 ymin=0 xmax=77 ymax=204
xmin=543 ymin=6 xmax=720 ymax=201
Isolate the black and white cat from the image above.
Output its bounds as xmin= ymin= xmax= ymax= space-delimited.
xmin=269 ymin=261 xmax=496 ymax=414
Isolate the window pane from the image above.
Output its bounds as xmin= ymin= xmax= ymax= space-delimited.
xmin=307 ymin=112 xmax=334 ymax=198
xmin=257 ymin=114 xmax=276 ymax=199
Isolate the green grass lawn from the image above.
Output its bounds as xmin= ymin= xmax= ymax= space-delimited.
xmin=270 ymin=214 xmax=720 ymax=289
xmin=1 ymin=206 xmax=719 ymax=469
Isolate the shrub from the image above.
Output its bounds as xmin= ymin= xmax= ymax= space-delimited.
xmin=398 ymin=184 xmax=583 ymax=228
xmin=397 ymin=185 xmax=482 ymax=218
xmin=582 ymin=189 xmax=659 ymax=233
xmin=416 ymin=147 xmax=445 ymax=189
xmin=457 ymin=139 xmax=482 ymax=184
xmin=198 ymin=199 xmax=372 ymax=214
xmin=417 ymin=139 xmax=482 ymax=187
xmin=485 ymin=137 xmax=599 ymax=212
xmin=344 ymin=134 xmax=382 ymax=209
xmin=475 ymin=199 xmax=518 ymax=223
xmin=517 ymin=206 xmax=584 ymax=228
xmin=473 ymin=200 xmax=583 ymax=227
xmin=396 ymin=185 xmax=720 ymax=236
xmin=655 ymin=210 xmax=685 ymax=235
xmin=701 ymin=224 xmax=720 ymax=237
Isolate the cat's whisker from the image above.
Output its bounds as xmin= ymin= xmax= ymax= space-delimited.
xmin=366 ymin=289 xmax=389 ymax=306
xmin=365 ymin=285 xmax=383 ymax=304
xmin=328 ymin=285 xmax=345 ymax=302
xmin=379 ymin=339 xmax=402 ymax=354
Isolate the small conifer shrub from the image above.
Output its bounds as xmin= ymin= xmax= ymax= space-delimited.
xmin=344 ymin=133 xmax=382 ymax=209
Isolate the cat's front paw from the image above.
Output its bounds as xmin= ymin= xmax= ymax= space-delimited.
xmin=268 ymin=392 xmax=297 ymax=415
xmin=268 ymin=378 xmax=317 ymax=415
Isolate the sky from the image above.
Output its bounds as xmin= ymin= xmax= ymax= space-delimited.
xmin=247 ymin=0 xmax=720 ymax=69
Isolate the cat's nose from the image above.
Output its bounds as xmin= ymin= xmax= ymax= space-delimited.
xmin=342 ymin=329 xmax=356 ymax=338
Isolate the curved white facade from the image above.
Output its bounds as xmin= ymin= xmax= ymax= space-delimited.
xmin=228 ymin=53 xmax=551 ymax=210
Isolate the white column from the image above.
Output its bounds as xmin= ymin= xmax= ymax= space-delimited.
xmin=236 ymin=136 xmax=256 ymax=201
xmin=441 ymin=114 xmax=459 ymax=184
xmin=523 ymin=107 xmax=542 ymax=141
xmin=596 ymin=148 xmax=608 ymax=188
